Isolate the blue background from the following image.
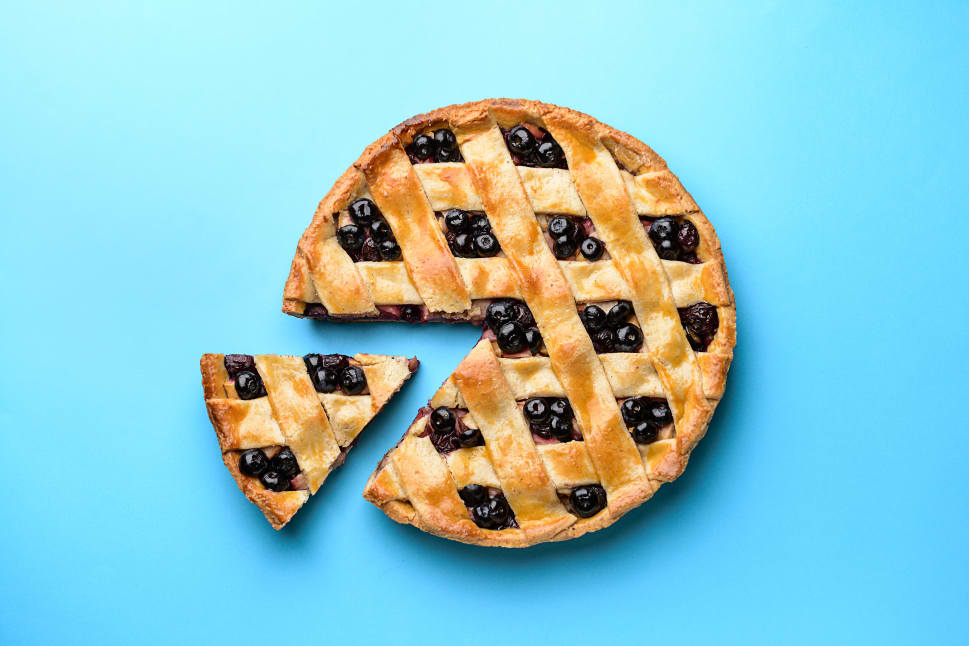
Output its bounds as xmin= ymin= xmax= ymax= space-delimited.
xmin=2 ymin=2 xmax=967 ymax=644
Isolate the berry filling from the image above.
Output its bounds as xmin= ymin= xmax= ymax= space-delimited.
xmin=482 ymin=300 xmax=543 ymax=356
xmin=405 ymin=128 xmax=464 ymax=164
xmin=337 ymin=198 xmax=402 ymax=261
xmin=643 ymin=216 xmax=701 ymax=263
xmin=420 ymin=406 xmax=485 ymax=455
xmin=500 ymin=124 xmax=568 ymax=169
xmin=459 ymin=484 xmax=519 ymax=530
xmin=562 ymin=484 xmax=607 ymax=518
xmin=224 ymin=354 xmax=267 ymax=399
xmin=522 ymin=396 xmax=582 ymax=443
xmin=238 ymin=446 xmax=306 ymax=492
xmin=539 ymin=215 xmax=604 ymax=260
xmin=440 ymin=209 xmax=502 ymax=258
xmin=620 ymin=396 xmax=674 ymax=444
xmin=678 ymin=302 xmax=719 ymax=352
xmin=579 ymin=301 xmax=643 ymax=353
xmin=303 ymin=353 xmax=369 ymax=395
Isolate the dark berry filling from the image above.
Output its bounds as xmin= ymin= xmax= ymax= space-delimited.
xmin=644 ymin=216 xmax=701 ymax=263
xmin=423 ymin=406 xmax=484 ymax=455
xmin=406 ymin=128 xmax=464 ymax=164
xmin=523 ymin=397 xmax=581 ymax=443
xmin=224 ymin=355 xmax=267 ymax=399
xmin=485 ymin=300 xmax=541 ymax=355
xmin=442 ymin=209 xmax=501 ymax=258
xmin=620 ymin=396 xmax=673 ymax=444
xmin=566 ymin=484 xmax=607 ymax=518
xmin=459 ymin=485 xmax=518 ymax=530
xmin=399 ymin=305 xmax=423 ymax=322
xmin=678 ymin=302 xmax=719 ymax=352
xmin=303 ymin=354 xmax=368 ymax=395
xmin=302 ymin=303 xmax=328 ymax=318
xmin=239 ymin=447 xmax=304 ymax=492
xmin=580 ymin=301 xmax=643 ymax=353
xmin=500 ymin=124 xmax=567 ymax=169
xmin=337 ymin=198 xmax=400 ymax=262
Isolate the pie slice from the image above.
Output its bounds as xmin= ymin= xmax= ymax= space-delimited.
xmin=201 ymin=352 xmax=418 ymax=529
xmin=282 ymin=99 xmax=736 ymax=546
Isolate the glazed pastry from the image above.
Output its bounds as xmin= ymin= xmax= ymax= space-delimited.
xmin=201 ymin=352 xmax=418 ymax=529
xmin=282 ymin=99 xmax=736 ymax=546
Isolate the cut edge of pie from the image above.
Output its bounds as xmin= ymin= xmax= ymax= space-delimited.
xmin=281 ymin=98 xmax=736 ymax=547
xmin=202 ymin=352 xmax=418 ymax=529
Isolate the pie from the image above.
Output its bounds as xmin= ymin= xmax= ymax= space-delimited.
xmin=281 ymin=99 xmax=736 ymax=546
xmin=201 ymin=352 xmax=418 ymax=529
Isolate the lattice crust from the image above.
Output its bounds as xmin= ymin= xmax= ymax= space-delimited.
xmin=201 ymin=353 xmax=417 ymax=529
xmin=281 ymin=99 xmax=736 ymax=547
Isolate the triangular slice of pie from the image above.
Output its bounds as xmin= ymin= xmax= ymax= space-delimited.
xmin=201 ymin=352 xmax=418 ymax=529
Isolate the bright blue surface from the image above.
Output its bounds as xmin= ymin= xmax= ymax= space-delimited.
xmin=2 ymin=2 xmax=967 ymax=644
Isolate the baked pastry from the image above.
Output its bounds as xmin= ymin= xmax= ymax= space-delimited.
xmin=282 ymin=99 xmax=736 ymax=546
xmin=201 ymin=352 xmax=418 ymax=529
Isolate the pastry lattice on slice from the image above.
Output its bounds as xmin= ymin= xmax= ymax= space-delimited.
xmin=282 ymin=99 xmax=736 ymax=546
xmin=201 ymin=352 xmax=418 ymax=529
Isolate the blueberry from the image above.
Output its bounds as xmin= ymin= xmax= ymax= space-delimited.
xmin=270 ymin=448 xmax=300 ymax=478
xmin=349 ymin=198 xmax=379 ymax=226
xmin=433 ymin=128 xmax=458 ymax=152
xmin=536 ymin=139 xmax=564 ymax=168
xmin=485 ymin=300 xmax=519 ymax=331
xmin=614 ymin=324 xmax=643 ymax=352
xmin=656 ymin=238 xmax=679 ymax=260
xmin=339 ymin=366 xmax=367 ymax=395
xmin=400 ymin=305 xmax=422 ymax=322
xmin=523 ymin=398 xmax=549 ymax=423
xmin=449 ymin=232 xmax=475 ymax=257
xmin=235 ymin=370 xmax=264 ymax=400
xmin=677 ymin=220 xmax=699 ymax=251
xmin=649 ymin=217 xmax=677 ymax=242
xmin=621 ymin=398 xmax=646 ymax=426
xmin=239 ymin=449 xmax=269 ymax=477
xmin=458 ymin=426 xmax=483 ymax=448
xmin=581 ymin=305 xmax=607 ymax=332
xmin=525 ymin=327 xmax=543 ymax=354
xmin=496 ymin=321 xmax=527 ymax=354
xmin=553 ymin=234 xmax=576 ymax=259
xmin=260 ymin=470 xmax=289 ymax=492
xmin=459 ymin=484 xmax=487 ymax=506
xmin=531 ymin=418 xmax=553 ymax=439
xmin=550 ymin=416 xmax=573 ymax=442
xmin=310 ymin=367 xmax=338 ymax=393
xmin=680 ymin=302 xmax=718 ymax=339
xmin=507 ymin=125 xmax=536 ymax=155
xmin=303 ymin=353 xmax=323 ymax=371
xmin=321 ymin=354 xmax=349 ymax=371
xmin=223 ymin=354 xmax=255 ymax=376
xmin=435 ymin=147 xmax=461 ymax=162
xmin=359 ymin=238 xmax=379 ymax=261
xmin=549 ymin=398 xmax=573 ymax=419
xmin=470 ymin=214 xmax=491 ymax=234
xmin=430 ymin=407 xmax=456 ymax=433
xmin=473 ymin=232 xmax=500 ymax=257
xmin=591 ymin=328 xmax=617 ymax=352
xmin=647 ymin=400 xmax=673 ymax=427
xmin=580 ymin=237 xmax=604 ymax=260
xmin=444 ymin=209 xmax=470 ymax=233
xmin=473 ymin=497 xmax=511 ymax=529
xmin=548 ymin=216 xmax=577 ymax=239
xmin=632 ymin=422 xmax=658 ymax=445
xmin=369 ymin=220 xmax=393 ymax=243
xmin=569 ymin=485 xmax=606 ymax=518
xmin=337 ymin=224 xmax=365 ymax=251
xmin=606 ymin=301 xmax=633 ymax=328
xmin=411 ymin=133 xmax=437 ymax=160
xmin=378 ymin=240 xmax=402 ymax=260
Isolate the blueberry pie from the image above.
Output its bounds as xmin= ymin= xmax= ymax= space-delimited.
xmin=282 ymin=99 xmax=736 ymax=546
xmin=201 ymin=352 xmax=418 ymax=529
